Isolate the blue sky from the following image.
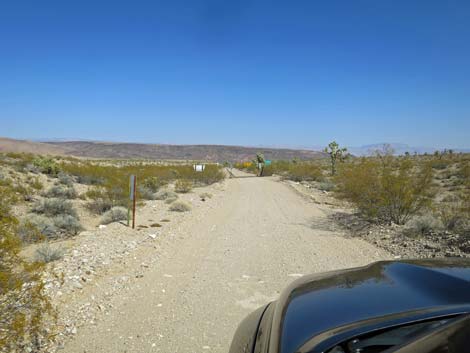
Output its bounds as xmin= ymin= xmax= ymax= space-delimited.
xmin=1 ymin=0 xmax=469 ymax=149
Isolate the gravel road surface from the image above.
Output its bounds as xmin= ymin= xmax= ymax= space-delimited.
xmin=63 ymin=170 xmax=390 ymax=353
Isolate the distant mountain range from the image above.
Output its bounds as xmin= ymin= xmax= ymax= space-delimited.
xmin=0 ymin=137 xmax=325 ymax=162
xmin=1 ymin=137 xmax=468 ymax=161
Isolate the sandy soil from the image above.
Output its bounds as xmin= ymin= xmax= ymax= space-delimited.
xmin=61 ymin=170 xmax=390 ymax=353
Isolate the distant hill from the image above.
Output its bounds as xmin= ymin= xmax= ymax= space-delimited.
xmin=0 ymin=137 xmax=69 ymax=156
xmin=0 ymin=137 xmax=326 ymax=162
xmin=347 ymin=143 xmax=470 ymax=156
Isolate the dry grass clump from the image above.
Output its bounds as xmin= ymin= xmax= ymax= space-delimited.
xmin=34 ymin=243 xmax=65 ymax=263
xmin=138 ymin=186 xmax=157 ymax=200
xmin=155 ymin=189 xmax=178 ymax=200
xmin=18 ymin=214 xmax=57 ymax=241
xmin=32 ymin=198 xmax=78 ymax=217
xmin=53 ymin=214 xmax=83 ymax=235
xmin=199 ymin=192 xmax=213 ymax=200
xmin=28 ymin=176 xmax=44 ymax=190
xmin=174 ymin=179 xmax=193 ymax=193
xmin=317 ymin=181 xmax=335 ymax=192
xmin=44 ymin=184 xmax=77 ymax=199
xmin=100 ymin=206 xmax=128 ymax=225
xmin=168 ymin=201 xmax=192 ymax=212
xmin=405 ymin=214 xmax=444 ymax=236
xmin=57 ymin=172 xmax=74 ymax=186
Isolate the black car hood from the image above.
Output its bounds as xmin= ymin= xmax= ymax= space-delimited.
xmin=273 ymin=259 xmax=470 ymax=353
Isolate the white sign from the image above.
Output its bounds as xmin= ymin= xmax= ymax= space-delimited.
xmin=129 ymin=175 xmax=136 ymax=200
xmin=193 ymin=164 xmax=205 ymax=172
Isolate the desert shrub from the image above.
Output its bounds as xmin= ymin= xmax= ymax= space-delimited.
xmin=57 ymin=172 xmax=74 ymax=186
xmin=85 ymin=186 xmax=117 ymax=214
xmin=101 ymin=206 xmax=128 ymax=224
xmin=191 ymin=165 xmax=226 ymax=185
xmin=175 ymin=179 xmax=193 ymax=193
xmin=0 ymin=180 xmax=55 ymax=351
xmin=53 ymin=215 xmax=82 ymax=235
xmin=44 ymin=184 xmax=77 ymax=199
xmin=405 ymin=214 xmax=444 ymax=236
xmin=34 ymin=243 xmax=65 ymax=263
xmin=437 ymin=202 xmax=466 ymax=231
xmin=169 ymin=201 xmax=192 ymax=212
xmin=200 ymin=192 xmax=213 ymax=199
xmin=165 ymin=196 xmax=179 ymax=204
xmin=24 ymin=163 xmax=42 ymax=174
xmin=431 ymin=160 xmax=451 ymax=170
xmin=87 ymin=198 xmax=113 ymax=214
xmin=317 ymin=181 xmax=335 ymax=192
xmin=32 ymin=157 xmax=60 ymax=175
xmin=142 ymin=176 xmax=164 ymax=192
xmin=261 ymin=164 xmax=273 ymax=176
xmin=155 ymin=189 xmax=178 ymax=200
xmin=138 ymin=185 xmax=157 ymax=200
xmin=32 ymin=198 xmax=78 ymax=217
xmin=335 ymin=158 xmax=434 ymax=224
xmin=76 ymin=174 xmax=105 ymax=185
xmin=287 ymin=163 xmax=323 ymax=182
xmin=17 ymin=218 xmax=44 ymax=243
xmin=29 ymin=176 xmax=44 ymax=190
xmin=18 ymin=214 xmax=57 ymax=241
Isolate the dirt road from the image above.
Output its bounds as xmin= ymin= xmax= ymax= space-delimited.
xmin=63 ymin=171 xmax=390 ymax=353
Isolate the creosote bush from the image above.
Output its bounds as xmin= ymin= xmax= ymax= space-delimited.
xmin=142 ymin=176 xmax=164 ymax=192
xmin=335 ymin=158 xmax=434 ymax=224
xmin=32 ymin=157 xmax=60 ymax=175
xmin=174 ymin=179 xmax=193 ymax=193
xmin=101 ymin=206 xmax=128 ymax=225
xmin=169 ymin=201 xmax=192 ymax=212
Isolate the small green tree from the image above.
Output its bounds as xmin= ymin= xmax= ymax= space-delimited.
xmin=324 ymin=141 xmax=347 ymax=175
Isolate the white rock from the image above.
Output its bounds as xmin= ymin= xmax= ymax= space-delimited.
xmin=99 ymin=225 xmax=107 ymax=229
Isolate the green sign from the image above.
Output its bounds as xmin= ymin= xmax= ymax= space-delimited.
xmin=264 ymin=160 xmax=272 ymax=166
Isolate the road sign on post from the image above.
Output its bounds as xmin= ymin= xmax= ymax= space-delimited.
xmin=129 ymin=175 xmax=137 ymax=229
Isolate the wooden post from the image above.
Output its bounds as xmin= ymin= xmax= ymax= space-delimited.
xmin=132 ymin=175 xmax=137 ymax=229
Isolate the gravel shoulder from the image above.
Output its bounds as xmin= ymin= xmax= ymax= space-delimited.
xmin=59 ymin=170 xmax=390 ymax=353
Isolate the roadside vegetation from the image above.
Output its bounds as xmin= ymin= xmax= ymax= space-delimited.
xmin=0 ymin=151 xmax=226 ymax=350
xmin=234 ymin=145 xmax=470 ymax=247
xmin=0 ymin=161 xmax=55 ymax=352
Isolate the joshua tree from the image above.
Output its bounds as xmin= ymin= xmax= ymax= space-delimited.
xmin=324 ymin=141 xmax=347 ymax=175
xmin=254 ymin=153 xmax=265 ymax=176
